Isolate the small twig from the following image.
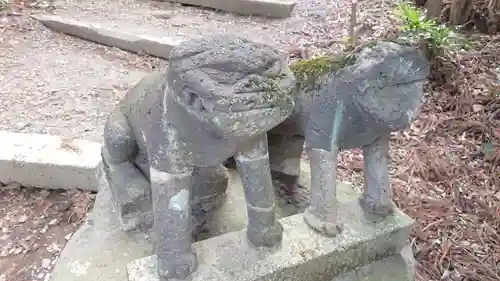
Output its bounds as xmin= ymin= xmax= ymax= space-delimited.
xmin=422 ymin=218 xmax=445 ymax=232
xmin=348 ymin=0 xmax=358 ymax=50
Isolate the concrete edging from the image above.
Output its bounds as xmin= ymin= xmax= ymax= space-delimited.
xmin=0 ymin=131 xmax=102 ymax=192
xmin=32 ymin=14 xmax=183 ymax=60
xmin=163 ymin=0 xmax=297 ymax=18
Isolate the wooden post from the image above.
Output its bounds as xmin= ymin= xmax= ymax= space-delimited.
xmin=488 ymin=0 xmax=500 ymax=33
xmin=426 ymin=0 xmax=442 ymax=20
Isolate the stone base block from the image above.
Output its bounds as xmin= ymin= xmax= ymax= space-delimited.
xmin=129 ymin=251 xmax=414 ymax=281
xmin=332 ymin=246 xmax=414 ymax=281
xmin=127 ymin=200 xmax=414 ymax=281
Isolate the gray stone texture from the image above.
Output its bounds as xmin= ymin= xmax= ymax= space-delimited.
xmin=0 ymin=131 xmax=101 ymax=191
xmin=160 ymin=0 xmax=296 ymax=18
xmin=49 ymin=160 xmax=360 ymax=281
xmin=126 ymin=199 xmax=414 ymax=281
xmin=128 ymin=251 xmax=415 ymax=281
xmin=49 ymin=169 xmax=154 ymax=281
xmin=33 ymin=14 xmax=182 ymax=59
xmin=304 ymin=42 xmax=430 ymax=151
xmin=223 ymin=41 xmax=430 ymax=236
xmin=303 ymin=42 xmax=429 ymax=222
xmin=99 ymin=35 xmax=297 ymax=280
xmin=74 ymin=38 xmax=428 ymax=281
xmin=333 ymin=245 xmax=415 ymax=281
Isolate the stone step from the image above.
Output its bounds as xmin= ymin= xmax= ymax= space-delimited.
xmin=32 ymin=0 xmax=347 ymax=61
xmin=0 ymin=131 xmax=101 ymax=191
xmin=126 ymin=199 xmax=414 ymax=281
xmin=32 ymin=14 xmax=183 ymax=60
xmin=160 ymin=0 xmax=297 ymax=18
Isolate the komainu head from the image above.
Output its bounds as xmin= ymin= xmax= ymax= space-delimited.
xmin=307 ymin=41 xmax=431 ymax=151
xmin=165 ymin=35 xmax=297 ymax=138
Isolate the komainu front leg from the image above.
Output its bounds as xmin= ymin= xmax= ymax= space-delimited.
xmin=190 ymin=165 xmax=229 ymax=238
xmin=235 ymin=135 xmax=283 ymax=247
xmin=150 ymin=166 xmax=198 ymax=280
xmin=303 ymin=148 xmax=341 ymax=237
xmin=268 ymin=133 xmax=309 ymax=209
xmin=360 ymin=135 xmax=395 ymax=216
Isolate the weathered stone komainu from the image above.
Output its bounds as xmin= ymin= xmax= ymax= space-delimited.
xmin=224 ymin=41 xmax=431 ymax=236
xmin=100 ymin=35 xmax=297 ymax=280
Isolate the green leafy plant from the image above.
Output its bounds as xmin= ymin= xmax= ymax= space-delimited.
xmin=393 ymin=1 xmax=472 ymax=59
xmin=0 ymin=0 xmax=9 ymax=10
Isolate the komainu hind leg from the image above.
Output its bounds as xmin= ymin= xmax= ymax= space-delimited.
xmin=190 ymin=164 xmax=229 ymax=238
xmin=101 ymin=110 xmax=152 ymax=231
xmin=268 ymin=133 xmax=309 ymax=210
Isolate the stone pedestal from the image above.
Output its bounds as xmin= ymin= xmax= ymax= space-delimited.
xmin=126 ymin=201 xmax=414 ymax=281
xmin=49 ymin=160 xmax=415 ymax=281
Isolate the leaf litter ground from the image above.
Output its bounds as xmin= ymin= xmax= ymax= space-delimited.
xmin=337 ymin=35 xmax=500 ymax=281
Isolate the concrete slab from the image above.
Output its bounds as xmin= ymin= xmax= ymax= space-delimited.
xmin=49 ymin=160 xmax=363 ymax=281
xmin=0 ymin=131 xmax=101 ymax=191
xmin=163 ymin=0 xmax=297 ymax=18
xmin=126 ymin=201 xmax=413 ymax=281
xmin=32 ymin=14 xmax=183 ymax=60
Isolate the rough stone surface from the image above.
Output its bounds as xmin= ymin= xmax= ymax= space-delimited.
xmin=100 ymin=35 xmax=297 ymax=280
xmin=161 ymin=0 xmax=297 ymax=18
xmin=32 ymin=14 xmax=182 ymax=59
xmin=304 ymin=42 xmax=430 ymax=151
xmin=50 ymin=160 xmax=361 ymax=281
xmin=221 ymin=41 xmax=430 ymax=235
xmin=0 ymin=131 xmax=101 ymax=191
xmin=49 ymin=169 xmax=153 ymax=281
xmin=333 ymin=246 xmax=415 ymax=281
xmin=301 ymin=42 xmax=429 ymax=221
xmin=127 ymin=251 xmax=415 ymax=281
xmin=126 ymin=199 xmax=414 ymax=281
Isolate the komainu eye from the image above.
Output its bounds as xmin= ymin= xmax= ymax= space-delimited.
xmin=179 ymin=88 xmax=199 ymax=106
xmin=179 ymin=88 xmax=215 ymax=113
xmin=201 ymin=99 xmax=215 ymax=112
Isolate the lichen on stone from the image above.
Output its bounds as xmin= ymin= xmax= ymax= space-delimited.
xmin=249 ymin=73 xmax=289 ymax=95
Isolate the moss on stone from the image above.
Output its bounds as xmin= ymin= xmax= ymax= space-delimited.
xmin=247 ymin=39 xmax=398 ymax=97
xmin=289 ymin=54 xmax=356 ymax=92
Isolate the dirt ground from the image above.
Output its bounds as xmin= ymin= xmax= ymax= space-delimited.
xmin=0 ymin=182 xmax=94 ymax=281
xmin=0 ymin=9 xmax=164 ymax=142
